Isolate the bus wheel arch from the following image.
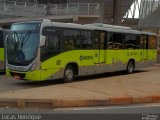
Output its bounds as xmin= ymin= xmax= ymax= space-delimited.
xmin=126 ymin=59 xmax=135 ymax=74
xmin=63 ymin=62 xmax=78 ymax=82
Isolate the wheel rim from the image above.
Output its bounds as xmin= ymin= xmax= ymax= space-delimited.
xmin=128 ymin=62 xmax=134 ymax=73
xmin=65 ymin=69 xmax=73 ymax=80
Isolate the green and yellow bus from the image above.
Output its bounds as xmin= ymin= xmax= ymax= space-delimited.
xmin=6 ymin=20 xmax=157 ymax=82
xmin=0 ymin=29 xmax=8 ymax=72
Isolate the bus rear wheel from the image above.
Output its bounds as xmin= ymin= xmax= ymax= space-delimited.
xmin=63 ymin=65 xmax=75 ymax=82
xmin=126 ymin=60 xmax=135 ymax=74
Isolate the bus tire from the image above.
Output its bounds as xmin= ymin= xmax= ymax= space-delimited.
xmin=126 ymin=60 xmax=135 ymax=74
xmin=63 ymin=65 xmax=75 ymax=83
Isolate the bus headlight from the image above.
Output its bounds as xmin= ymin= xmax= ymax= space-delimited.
xmin=30 ymin=62 xmax=38 ymax=71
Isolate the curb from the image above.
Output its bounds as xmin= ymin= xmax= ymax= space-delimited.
xmin=0 ymin=95 xmax=160 ymax=109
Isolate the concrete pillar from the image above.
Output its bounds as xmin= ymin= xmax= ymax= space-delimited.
xmin=73 ymin=16 xmax=78 ymax=23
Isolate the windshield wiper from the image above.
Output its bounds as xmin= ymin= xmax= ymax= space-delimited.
xmin=21 ymin=31 xmax=31 ymax=49
xmin=13 ymin=31 xmax=31 ymax=61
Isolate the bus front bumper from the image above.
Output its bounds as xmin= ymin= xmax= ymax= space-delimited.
xmin=6 ymin=68 xmax=62 ymax=81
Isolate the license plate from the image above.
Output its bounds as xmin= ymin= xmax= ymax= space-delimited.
xmin=14 ymin=75 xmax=21 ymax=79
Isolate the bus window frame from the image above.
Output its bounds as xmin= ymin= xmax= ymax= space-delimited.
xmin=43 ymin=27 xmax=95 ymax=51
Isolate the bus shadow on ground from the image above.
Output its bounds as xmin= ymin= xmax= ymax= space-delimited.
xmin=75 ymin=70 xmax=146 ymax=82
xmin=15 ymin=70 xmax=147 ymax=87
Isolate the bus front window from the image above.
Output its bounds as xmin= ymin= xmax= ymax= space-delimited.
xmin=7 ymin=32 xmax=39 ymax=66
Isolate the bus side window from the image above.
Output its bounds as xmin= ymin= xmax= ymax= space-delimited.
xmin=148 ymin=35 xmax=157 ymax=49
xmin=113 ymin=33 xmax=124 ymax=49
xmin=64 ymin=36 xmax=74 ymax=49
xmin=0 ymin=30 xmax=3 ymax=48
xmin=81 ymin=31 xmax=92 ymax=49
xmin=40 ymin=27 xmax=61 ymax=61
xmin=63 ymin=29 xmax=80 ymax=50
xmin=76 ymin=35 xmax=81 ymax=48
xmin=42 ymin=35 xmax=60 ymax=52
xmin=138 ymin=35 xmax=148 ymax=49
xmin=143 ymin=35 xmax=148 ymax=49
xmin=136 ymin=35 xmax=141 ymax=49
xmin=107 ymin=32 xmax=113 ymax=49
xmin=93 ymin=31 xmax=99 ymax=49
xmin=100 ymin=32 xmax=105 ymax=49
xmin=48 ymin=35 xmax=60 ymax=50
xmin=125 ymin=34 xmax=137 ymax=49
xmin=93 ymin=31 xmax=105 ymax=49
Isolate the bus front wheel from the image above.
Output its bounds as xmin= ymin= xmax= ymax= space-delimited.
xmin=126 ymin=60 xmax=135 ymax=74
xmin=63 ymin=65 xmax=75 ymax=82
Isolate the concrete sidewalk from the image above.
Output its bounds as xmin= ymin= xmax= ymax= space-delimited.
xmin=0 ymin=64 xmax=160 ymax=109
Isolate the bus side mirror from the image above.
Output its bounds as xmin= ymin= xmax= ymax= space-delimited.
xmin=40 ymin=35 xmax=46 ymax=47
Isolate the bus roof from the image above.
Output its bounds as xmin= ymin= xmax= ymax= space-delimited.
xmin=140 ymin=31 xmax=157 ymax=36
xmin=41 ymin=21 xmax=141 ymax=34
xmin=13 ymin=19 xmax=157 ymax=36
xmin=12 ymin=21 xmax=42 ymax=25
xmin=85 ymin=23 xmax=132 ymax=30
xmin=85 ymin=23 xmax=157 ymax=35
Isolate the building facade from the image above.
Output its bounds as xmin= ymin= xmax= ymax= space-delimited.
xmin=0 ymin=0 xmax=135 ymax=26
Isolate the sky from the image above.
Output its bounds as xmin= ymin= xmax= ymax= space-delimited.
xmin=126 ymin=0 xmax=160 ymax=18
xmin=125 ymin=0 xmax=141 ymax=18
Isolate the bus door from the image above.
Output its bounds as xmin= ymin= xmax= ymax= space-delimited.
xmin=140 ymin=35 xmax=148 ymax=61
xmin=93 ymin=31 xmax=106 ymax=64
xmin=106 ymin=32 xmax=117 ymax=65
xmin=148 ymin=35 xmax=157 ymax=60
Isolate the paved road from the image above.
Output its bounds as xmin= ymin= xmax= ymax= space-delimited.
xmin=0 ymin=73 xmax=62 ymax=93
xmin=0 ymin=67 xmax=160 ymax=119
xmin=0 ymin=64 xmax=159 ymax=93
xmin=0 ymin=104 xmax=160 ymax=120
xmin=0 ymin=103 xmax=160 ymax=114
xmin=56 ymin=104 xmax=160 ymax=114
xmin=0 ymin=69 xmax=146 ymax=93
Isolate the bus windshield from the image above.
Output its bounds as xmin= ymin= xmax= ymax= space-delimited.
xmin=7 ymin=31 xmax=39 ymax=66
xmin=11 ymin=22 xmax=41 ymax=31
